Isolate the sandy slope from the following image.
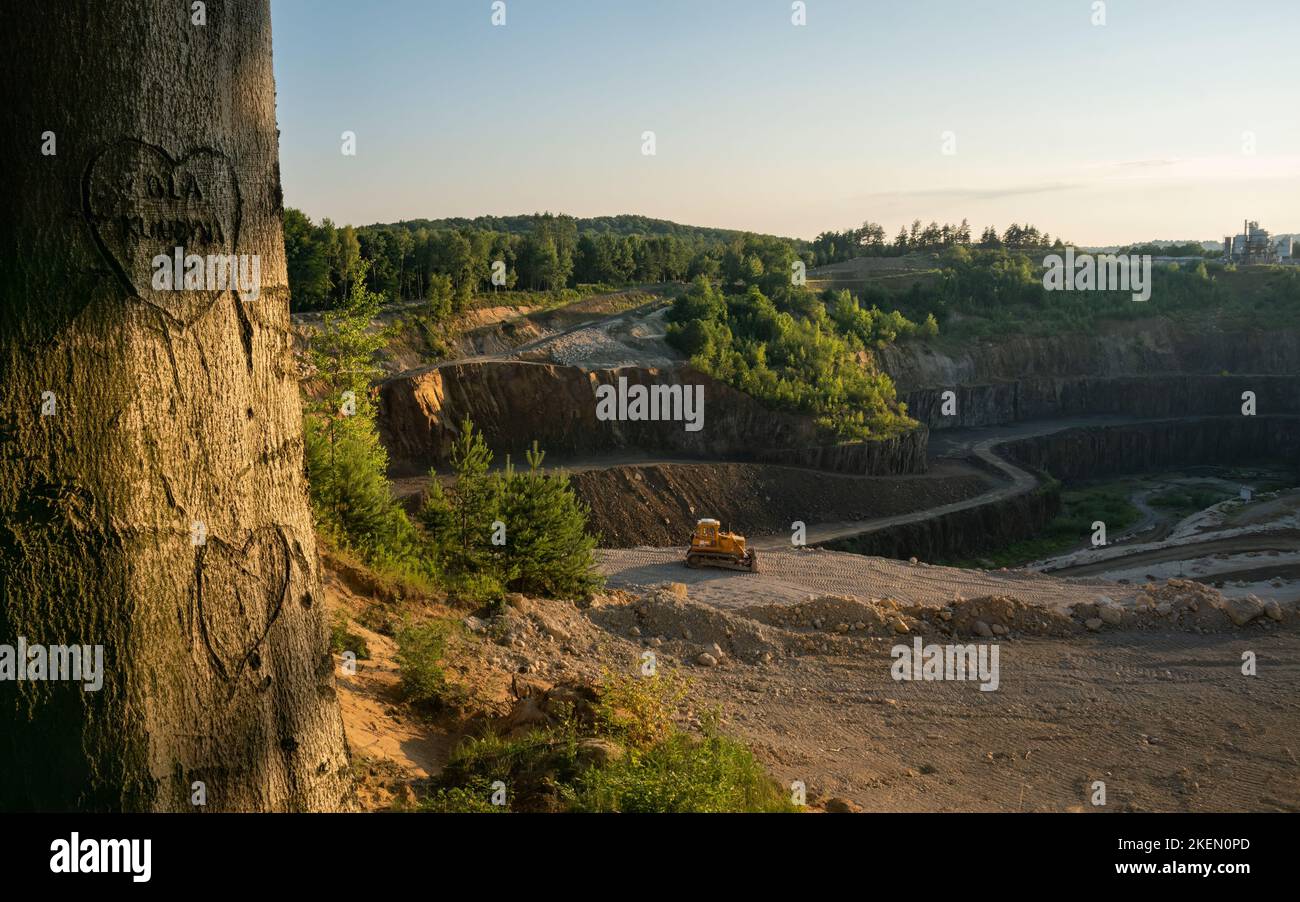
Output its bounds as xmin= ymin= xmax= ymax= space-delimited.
xmin=326 ymin=547 xmax=1300 ymax=812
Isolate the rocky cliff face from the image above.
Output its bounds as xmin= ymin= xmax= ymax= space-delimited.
xmin=822 ymin=484 xmax=1061 ymax=562
xmin=378 ymin=361 xmax=928 ymax=475
xmin=878 ymin=321 xmax=1300 ymax=429
xmin=904 ymin=374 xmax=1299 ymax=429
xmin=1001 ymin=415 xmax=1300 ymax=483
xmin=878 ymin=320 xmax=1300 ymax=390
xmin=822 ymin=416 xmax=1299 ymax=562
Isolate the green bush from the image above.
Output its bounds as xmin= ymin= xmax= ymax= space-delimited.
xmin=395 ymin=619 xmax=457 ymax=710
xmin=566 ymin=727 xmax=796 ymax=813
xmin=664 ymin=278 xmax=919 ymax=441
xmin=418 ymin=782 xmax=505 ymax=813
xmin=445 ymin=570 xmax=506 ymax=608
xmin=420 ymin=419 xmax=603 ymax=602
xmin=419 ymin=668 xmax=797 ymax=813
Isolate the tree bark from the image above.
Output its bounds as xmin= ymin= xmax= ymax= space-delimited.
xmin=0 ymin=0 xmax=352 ymax=810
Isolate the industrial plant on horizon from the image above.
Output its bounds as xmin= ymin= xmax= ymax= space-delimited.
xmin=1223 ymin=220 xmax=1294 ymax=266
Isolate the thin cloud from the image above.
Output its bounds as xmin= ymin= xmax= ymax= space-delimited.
xmin=857 ymin=182 xmax=1084 ymax=203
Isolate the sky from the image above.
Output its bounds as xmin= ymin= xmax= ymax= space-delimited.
xmin=271 ymin=0 xmax=1300 ymax=245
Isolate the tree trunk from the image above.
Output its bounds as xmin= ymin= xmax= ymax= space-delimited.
xmin=0 ymin=0 xmax=352 ymax=811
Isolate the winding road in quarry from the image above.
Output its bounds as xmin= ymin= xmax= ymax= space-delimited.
xmin=361 ymin=296 xmax=1300 ymax=812
xmin=748 ymin=415 xmax=1135 ymax=551
xmin=384 ymin=295 xmax=1300 ymax=606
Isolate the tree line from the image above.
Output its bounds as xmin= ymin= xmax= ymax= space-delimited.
xmin=811 ymin=219 xmax=1068 ymax=266
xmin=283 ymin=208 xmax=813 ymax=313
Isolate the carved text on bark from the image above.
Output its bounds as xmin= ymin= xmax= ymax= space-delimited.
xmin=83 ymin=138 xmax=242 ymax=327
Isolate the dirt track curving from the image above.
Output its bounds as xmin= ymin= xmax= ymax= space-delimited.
xmin=569 ymin=459 xmax=991 ymax=548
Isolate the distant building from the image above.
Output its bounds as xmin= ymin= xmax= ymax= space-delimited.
xmin=1223 ymin=220 xmax=1282 ymax=265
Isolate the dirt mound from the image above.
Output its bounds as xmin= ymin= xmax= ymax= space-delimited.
xmin=587 ymin=585 xmax=788 ymax=665
xmin=749 ymin=595 xmax=898 ymax=634
xmin=572 ymin=461 xmax=990 ymax=547
xmin=748 ymin=592 xmax=1076 ymax=639
xmin=948 ymin=594 xmax=1076 ymax=637
xmin=1124 ymin=579 xmax=1291 ymax=630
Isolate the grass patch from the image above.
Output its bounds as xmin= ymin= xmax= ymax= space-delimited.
xmin=415 ymin=669 xmax=797 ymax=813
xmin=1148 ymin=486 xmax=1235 ymax=517
xmin=567 ymin=722 xmax=794 ymax=813
xmin=329 ymin=612 xmax=371 ymax=660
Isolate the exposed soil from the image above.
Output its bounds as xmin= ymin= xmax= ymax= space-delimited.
xmin=597 ymin=545 xmax=1139 ymax=611
xmin=447 ymin=289 xmax=670 ymax=367
xmin=694 ymin=625 xmax=1300 ymax=812
xmin=326 ymin=552 xmax=1300 ymax=813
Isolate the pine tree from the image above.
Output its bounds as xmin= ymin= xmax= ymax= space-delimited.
xmin=499 ymin=443 xmax=602 ymax=599
xmin=441 ymin=418 xmax=502 ymax=575
xmin=304 ymin=261 xmax=414 ymax=558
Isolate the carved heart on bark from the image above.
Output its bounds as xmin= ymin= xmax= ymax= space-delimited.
xmin=83 ymin=138 xmax=241 ymax=327
xmin=194 ymin=526 xmax=290 ymax=681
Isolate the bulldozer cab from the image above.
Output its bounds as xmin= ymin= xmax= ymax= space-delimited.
xmin=694 ymin=518 xmax=721 ymax=546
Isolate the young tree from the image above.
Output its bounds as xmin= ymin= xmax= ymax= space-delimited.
xmin=499 ymin=444 xmax=602 ymax=599
xmin=423 ymin=419 xmax=501 ymax=576
xmin=304 ymin=262 xmax=414 ymax=557
xmin=0 ymin=0 xmax=349 ymax=811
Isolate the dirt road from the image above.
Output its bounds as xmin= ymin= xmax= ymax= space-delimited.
xmin=598 ymin=545 xmax=1136 ymax=610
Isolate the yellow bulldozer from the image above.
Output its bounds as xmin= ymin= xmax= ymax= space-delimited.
xmin=685 ymin=518 xmax=758 ymax=572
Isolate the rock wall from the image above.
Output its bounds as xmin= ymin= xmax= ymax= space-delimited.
xmin=878 ymin=321 xmax=1300 ymax=392
xmin=904 ymin=374 xmax=1299 ymax=429
xmin=821 ymin=416 xmax=1300 ymax=561
xmin=1000 ymin=415 xmax=1300 ymax=483
xmin=378 ymin=360 xmax=928 ymax=475
xmin=821 ymin=482 xmax=1061 ymax=562
xmin=568 ymin=461 xmax=990 ymax=548
xmin=878 ymin=321 xmax=1300 ymax=430
xmin=756 ymin=430 xmax=928 ymax=474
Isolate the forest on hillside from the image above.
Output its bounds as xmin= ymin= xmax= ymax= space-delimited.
xmin=283 ymin=209 xmax=808 ymax=311
xmin=283 ymin=208 xmax=1076 ymax=313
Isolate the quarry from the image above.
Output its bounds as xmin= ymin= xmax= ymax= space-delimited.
xmin=370 ymin=293 xmax=1300 ymax=606
xmin=291 ymin=283 xmax=1300 ymax=812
